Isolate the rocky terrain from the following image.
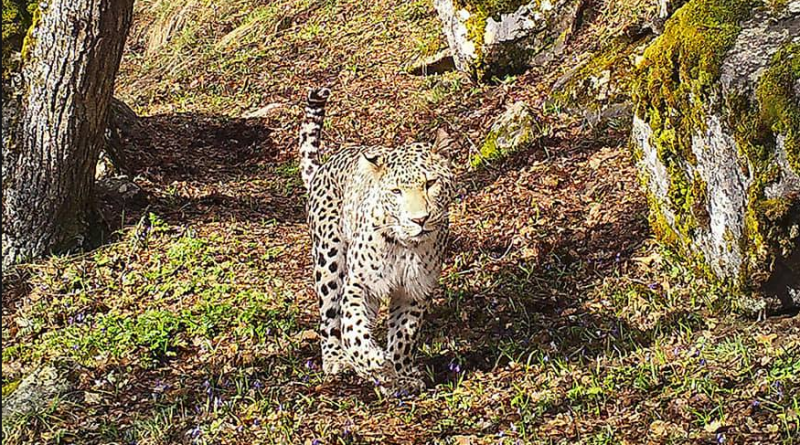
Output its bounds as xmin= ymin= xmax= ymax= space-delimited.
xmin=2 ymin=0 xmax=798 ymax=443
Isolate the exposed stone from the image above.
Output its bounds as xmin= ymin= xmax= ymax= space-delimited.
xmin=471 ymin=101 xmax=536 ymax=167
xmin=1 ymin=365 xmax=73 ymax=422
xmin=434 ymin=0 xmax=584 ymax=80
xmin=631 ymin=0 xmax=800 ymax=309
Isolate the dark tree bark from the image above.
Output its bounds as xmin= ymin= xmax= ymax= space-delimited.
xmin=2 ymin=0 xmax=135 ymax=268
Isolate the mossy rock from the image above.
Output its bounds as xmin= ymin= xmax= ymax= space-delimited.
xmin=631 ymin=0 xmax=800 ymax=307
xmin=1 ymin=0 xmax=37 ymax=81
xmin=434 ymin=0 xmax=584 ymax=81
xmin=1 ymin=365 xmax=73 ymax=423
xmin=471 ymin=101 xmax=536 ymax=167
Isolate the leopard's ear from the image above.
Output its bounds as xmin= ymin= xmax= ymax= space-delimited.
xmin=359 ymin=151 xmax=384 ymax=176
xmin=431 ymin=127 xmax=454 ymax=156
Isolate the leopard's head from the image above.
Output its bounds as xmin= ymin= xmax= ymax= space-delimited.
xmin=361 ymin=137 xmax=455 ymax=244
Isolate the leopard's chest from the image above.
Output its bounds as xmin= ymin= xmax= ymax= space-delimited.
xmin=350 ymin=236 xmax=442 ymax=301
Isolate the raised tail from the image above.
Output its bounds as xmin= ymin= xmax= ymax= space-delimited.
xmin=299 ymin=87 xmax=330 ymax=190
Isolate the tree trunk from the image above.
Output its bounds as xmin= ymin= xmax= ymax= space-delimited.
xmin=1 ymin=0 xmax=135 ymax=268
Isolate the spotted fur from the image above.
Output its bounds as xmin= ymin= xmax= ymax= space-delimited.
xmin=299 ymin=87 xmax=455 ymax=393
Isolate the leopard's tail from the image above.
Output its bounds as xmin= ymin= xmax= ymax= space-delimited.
xmin=299 ymin=87 xmax=330 ymax=190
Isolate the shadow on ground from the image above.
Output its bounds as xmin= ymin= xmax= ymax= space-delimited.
xmin=101 ymin=113 xmax=307 ymax=231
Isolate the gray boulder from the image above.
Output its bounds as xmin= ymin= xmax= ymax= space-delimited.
xmin=434 ymin=0 xmax=584 ymax=80
xmin=2 ymin=365 xmax=73 ymax=423
xmin=631 ymin=0 xmax=800 ymax=310
xmin=471 ymin=101 xmax=537 ymax=167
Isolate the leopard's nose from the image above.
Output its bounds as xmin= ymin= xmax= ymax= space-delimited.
xmin=411 ymin=215 xmax=429 ymax=227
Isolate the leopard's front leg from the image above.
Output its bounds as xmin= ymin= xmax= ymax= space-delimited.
xmin=340 ymin=279 xmax=395 ymax=387
xmin=387 ymin=291 xmax=427 ymax=394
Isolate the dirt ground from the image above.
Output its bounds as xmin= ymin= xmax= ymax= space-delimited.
xmin=2 ymin=0 xmax=798 ymax=444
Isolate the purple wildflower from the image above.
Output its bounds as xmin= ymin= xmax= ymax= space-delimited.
xmin=773 ymin=381 xmax=784 ymax=398
xmin=648 ymin=283 xmax=658 ymax=290
xmin=188 ymin=426 xmax=202 ymax=438
xmin=311 ymin=440 xmax=322 ymax=445
xmin=716 ymin=433 xmax=725 ymax=444
xmin=252 ymin=380 xmax=263 ymax=390
xmin=751 ymin=400 xmax=760 ymax=408
xmin=449 ymin=362 xmax=461 ymax=373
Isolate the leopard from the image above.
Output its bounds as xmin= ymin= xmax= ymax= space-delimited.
xmin=298 ymin=87 xmax=455 ymax=394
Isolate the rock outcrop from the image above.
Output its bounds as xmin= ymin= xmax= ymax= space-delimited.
xmin=631 ymin=0 xmax=800 ymax=310
xmin=434 ymin=0 xmax=584 ymax=80
xmin=472 ymin=101 xmax=537 ymax=168
xmin=2 ymin=365 xmax=73 ymax=423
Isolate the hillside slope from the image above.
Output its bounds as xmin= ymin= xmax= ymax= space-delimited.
xmin=2 ymin=0 xmax=798 ymax=444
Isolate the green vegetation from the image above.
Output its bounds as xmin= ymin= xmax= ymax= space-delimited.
xmin=630 ymin=0 xmax=800 ymax=290
xmin=470 ymin=103 xmax=537 ymax=168
xmin=1 ymin=0 xmax=36 ymax=80
xmin=2 ymin=0 xmax=799 ymax=443
xmin=632 ymin=0 xmax=756 ymax=233
xmin=456 ymin=0 xmax=530 ymax=78
xmin=455 ymin=0 xmax=576 ymax=80
xmin=757 ymin=42 xmax=800 ymax=174
xmin=551 ymin=39 xmax=641 ymax=113
xmin=732 ymin=41 xmax=800 ymax=289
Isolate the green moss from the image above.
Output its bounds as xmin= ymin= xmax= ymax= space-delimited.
xmin=757 ymin=42 xmax=800 ymax=173
xmin=470 ymin=104 xmax=536 ymax=167
xmin=553 ymin=38 xmax=643 ymax=111
xmin=633 ymin=0 xmax=756 ymax=159
xmin=472 ymin=130 xmax=500 ymax=167
xmin=647 ymin=191 xmax=680 ymax=246
xmin=637 ymin=0 xmax=798 ymax=293
xmin=19 ymin=2 xmax=39 ymax=63
xmin=729 ymin=42 xmax=800 ymax=288
xmin=1 ymin=0 xmax=36 ymax=80
xmin=454 ymin=0 xmax=535 ymax=80
xmin=632 ymin=0 xmax=758 ymax=270
xmin=2 ymin=379 xmax=20 ymax=397
xmin=454 ymin=0 xmax=530 ymax=18
xmin=766 ymin=0 xmax=789 ymax=12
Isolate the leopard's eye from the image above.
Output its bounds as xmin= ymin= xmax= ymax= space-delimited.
xmin=391 ymin=188 xmax=402 ymax=195
xmin=425 ymin=179 xmax=437 ymax=189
